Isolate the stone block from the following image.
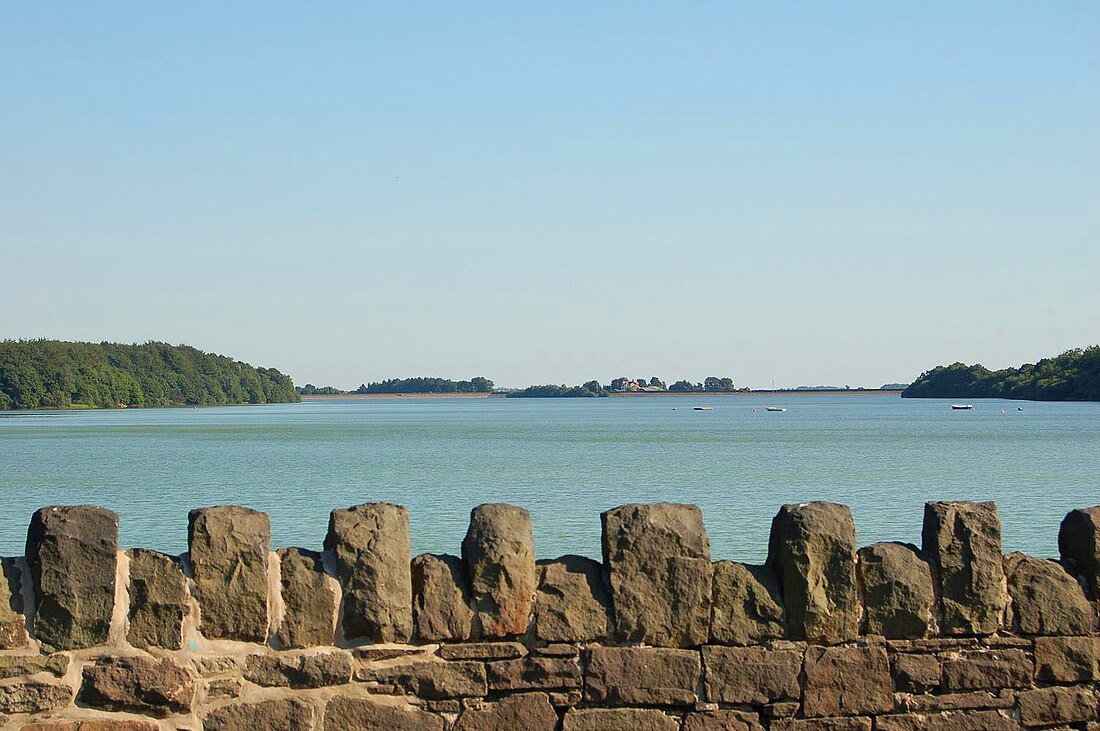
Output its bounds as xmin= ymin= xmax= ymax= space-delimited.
xmin=858 ymin=542 xmax=934 ymax=638
xmin=324 ymin=696 xmax=443 ymax=731
xmin=0 ymin=557 xmax=27 ymax=648
xmin=243 ymin=651 xmax=352 ymax=688
xmin=188 ymin=505 xmax=270 ymax=642
xmin=709 ymin=561 xmax=784 ymax=645
xmin=1018 ymin=686 xmax=1096 ymax=726
xmin=0 ymin=653 xmax=68 ymax=679
xmin=803 ymin=645 xmax=892 ymax=717
xmin=22 ymin=721 xmax=160 ymax=731
xmin=1004 ymin=552 xmax=1095 ymax=635
xmin=921 ymin=501 xmax=1005 ymax=636
xmin=439 ymin=641 xmax=525 ymax=660
xmin=766 ymin=502 xmax=859 ymax=644
xmin=534 ymin=555 xmax=611 ymax=642
xmin=486 ymin=655 xmax=582 ymax=691
xmin=701 ymin=645 xmax=802 ymax=705
xmin=0 ymin=681 xmax=71 ymax=714
xmin=412 ymin=553 xmax=474 ymax=642
xmin=903 ymin=691 xmax=1014 ymax=712
xmin=602 ymin=502 xmax=712 ymax=647
xmin=771 ymin=720 xmax=872 ymax=731
xmin=357 ymin=660 xmax=487 ymax=699
xmin=325 ymin=502 xmax=413 ymax=643
xmin=874 ymin=711 xmax=1017 ymax=731
xmin=683 ymin=710 xmax=764 ymax=731
xmin=454 ymin=693 xmax=558 ymax=731
xmin=563 ymin=708 xmax=681 ymax=731
xmin=892 ymin=653 xmax=941 ymax=694
xmin=1059 ymin=505 xmax=1100 ymax=598
xmin=79 ymin=655 xmax=195 ymax=717
xmin=584 ymin=646 xmax=701 ymax=706
xmin=462 ymin=503 xmax=537 ymax=637
xmin=26 ymin=505 xmax=118 ymax=650
xmin=1034 ymin=635 xmax=1097 ymax=682
xmin=276 ymin=547 xmax=337 ymax=648
xmin=204 ymin=698 xmax=316 ymax=731
xmin=126 ymin=548 xmax=188 ymax=650
xmin=939 ymin=649 xmax=1033 ymax=691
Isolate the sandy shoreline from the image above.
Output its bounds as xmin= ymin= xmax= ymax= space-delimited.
xmin=300 ymin=389 xmax=902 ymax=401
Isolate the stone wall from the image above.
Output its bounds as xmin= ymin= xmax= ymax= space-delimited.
xmin=0 ymin=501 xmax=1098 ymax=730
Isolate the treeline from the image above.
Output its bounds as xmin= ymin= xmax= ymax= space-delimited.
xmin=507 ymin=375 xmax=740 ymax=398
xmin=355 ymin=377 xmax=494 ymax=394
xmin=296 ymin=384 xmax=346 ymax=395
xmin=0 ymin=340 xmax=300 ymax=410
xmin=902 ymin=346 xmax=1100 ymax=401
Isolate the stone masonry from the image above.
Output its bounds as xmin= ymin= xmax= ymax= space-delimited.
xmin=0 ymin=500 xmax=1095 ymax=730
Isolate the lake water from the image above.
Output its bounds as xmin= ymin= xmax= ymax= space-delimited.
xmin=0 ymin=394 xmax=1097 ymax=562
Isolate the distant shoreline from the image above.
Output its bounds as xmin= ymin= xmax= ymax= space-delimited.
xmin=301 ymin=389 xmax=903 ymax=401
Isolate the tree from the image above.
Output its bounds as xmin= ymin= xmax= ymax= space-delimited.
xmin=649 ymin=377 xmax=666 ymax=389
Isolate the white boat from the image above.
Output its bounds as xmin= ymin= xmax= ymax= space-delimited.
xmin=766 ymin=406 xmax=786 ymax=412
xmin=693 ymin=406 xmax=714 ymax=411
xmin=951 ymin=404 xmax=974 ymax=410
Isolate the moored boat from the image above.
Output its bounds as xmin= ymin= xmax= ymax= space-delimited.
xmin=766 ymin=406 xmax=786 ymax=412
xmin=951 ymin=404 xmax=974 ymax=410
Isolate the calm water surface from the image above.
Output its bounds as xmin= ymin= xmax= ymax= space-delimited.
xmin=1 ymin=395 xmax=1097 ymax=562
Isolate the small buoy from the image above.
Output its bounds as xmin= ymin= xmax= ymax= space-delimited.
xmin=1001 ymin=409 xmax=1005 ymax=414
xmin=752 ymin=408 xmax=757 ymax=413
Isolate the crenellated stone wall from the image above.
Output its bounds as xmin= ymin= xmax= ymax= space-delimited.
xmin=0 ymin=500 xmax=1097 ymax=730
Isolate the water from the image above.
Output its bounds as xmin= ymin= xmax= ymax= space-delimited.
xmin=0 ymin=395 xmax=1096 ymax=562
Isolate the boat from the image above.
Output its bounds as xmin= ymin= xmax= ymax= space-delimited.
xmin=693 ymin=406 xmax=714 ymax=411
xmin=766 ymin=406 xmax=786 ymax=412
xmin=951 ymin=404 xmax=974 ymax=410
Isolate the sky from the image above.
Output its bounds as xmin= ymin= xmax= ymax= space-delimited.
xmin=2 ymin=3 xmax=1097 ymax=389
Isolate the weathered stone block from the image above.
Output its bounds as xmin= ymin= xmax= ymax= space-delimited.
xmin=803 ymin=645 xmax=892 ymax=718
xmin=325 ymin=502 xmax=412 ymax=643
xmin=1059 ymin=505 xmax=1100 ymax=598
xmin=1004 ymin=552 xmax=1095 ymax=635
xmin=22 ymin=721 xmax=161 ymax=731
xmin=439 ymin=641 xmax=525 ymax=660
xmin=462 ymin=503 xmax=536 ymax=638
xmin=26 ymin=505 xmax=118 ymax=650
xmin=766 ymin=501 xmax=859 ymax=644
xmin=535 ymin=555 xmax=611 ymax=642
xmin=1034 ymin=635 xmax=1096 ymax=682
xmin=874 ymin=711 xmax=1018 ymax=731
xmin=188 ymin=505 xmax=270 ymax=642
xmin=454 ymin=693 xmax=558 ymax=731
xmin=0 ymin=681 xmax=71 ymax=714
xmin=486 ymin=655 xmax=582 ymax=691
xmin=563 ymin=708 xmax=681 ymax=731
xmin=79 ymin=655 xmax=195 ymax=717
xmin=0 ymin=557 xmax=27 ymax=648
xmin=357 ymin=660 xmax=487 ymax=699
xmin=243 ymin=651 xmax=352 ymax=688
xmin=702 ymin=645 xmax=802 ymax=705
xmin=602 ymin=502 xmax=712 ymax=647
xmin=709 ymin=561 xmax=784 ymax=646
xmin=892 ymin=653 xmax=941 ymax=694
xmin=0 ymin=652 xmax=68 ymax=679
xmin=324 ymin=696 xmax=443 ymax=731
xmin=204 ymin=698 xmax=316 ymax=731
xmin=683 ymin=710 xmax=764 ymax=731
xmin=858 ymin=542 xmax=934 ymax=639
xmin=903 ymin=690 xmax=1014 ymax=712
xmin=127 ymin=548 xmax=188 ymax=650
xmin=584 ymin=646 xmax=701 ymax=706
xmin=412 ymin=553 xmax=473 ymax=642
xmin=1018 ymin=686 xmax=1096 ymax=726
xmin=922 ymin=501 xmax=1005 ymax=636
xmin=939 ymin=649 xmax=1033 ymax=691
xmin=771 ymin=720 xmax=872 ymax=731
xmin=276 ymin=547 xmax=337 ymax=648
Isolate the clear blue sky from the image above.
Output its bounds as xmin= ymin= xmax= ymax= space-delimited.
xmin=2 ymin=3 xmax=1097 ymax=389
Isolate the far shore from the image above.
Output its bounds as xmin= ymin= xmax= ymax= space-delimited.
xmin=301 ymin=389 xmax=903 ymax=401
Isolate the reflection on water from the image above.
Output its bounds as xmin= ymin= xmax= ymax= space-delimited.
xmin=0 ymin=395 xmax=1097 ymax=562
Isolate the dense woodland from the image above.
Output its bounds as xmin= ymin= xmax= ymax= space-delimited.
xmin=0 ymin=340 xmax=299 ymax=409
xmin=902 ymin=346 xmax=1100 ymax=401
xmin=355 ymin=377 xmax=494 ymax=394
